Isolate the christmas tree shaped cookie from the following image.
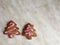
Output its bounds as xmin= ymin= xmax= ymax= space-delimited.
xmin=22 ymin=23 xmax=37 ymax=39
xmin=3 ymin=20 xmax=20 ymax=38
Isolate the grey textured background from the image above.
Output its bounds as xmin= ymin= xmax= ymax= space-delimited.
xmin=0 ymin=0 xmax=60 ymax=45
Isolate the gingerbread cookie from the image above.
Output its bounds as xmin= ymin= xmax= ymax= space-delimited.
xmin=3 ymin=20 xmax=20 ymax=38
xmin=22 ymin=23 xmax=37 ymax=39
